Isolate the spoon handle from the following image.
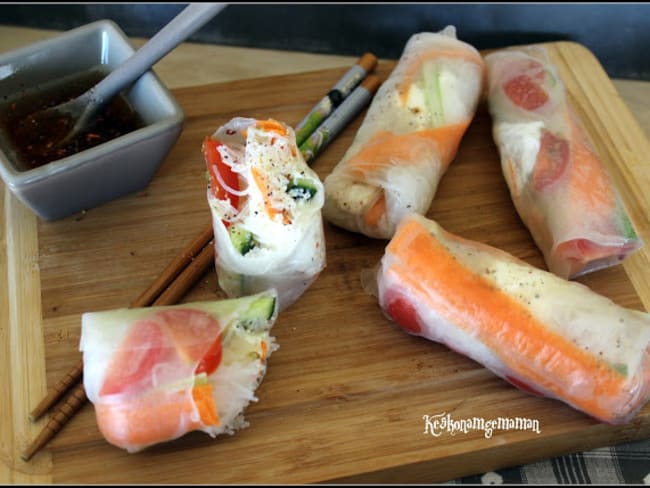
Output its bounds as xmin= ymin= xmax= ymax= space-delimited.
xmin=90 ymin=3 xmax=226 ymax=104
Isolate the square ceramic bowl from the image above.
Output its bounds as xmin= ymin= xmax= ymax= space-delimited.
xmin=0 ymin=20 xmax=184 ymax=221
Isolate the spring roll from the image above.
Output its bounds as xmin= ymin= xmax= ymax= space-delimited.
xmin=371 ymin=213 xmax=650 ymax=425
xmin=80 ymin=290 xmax=278 ymax=453
xmin=203 ymin=117 xmax=326 ymax=312
xmin=485 ymin=47 xmax=642 ymax=279
xmin=323 ymin=26 xmax=485 ymax=239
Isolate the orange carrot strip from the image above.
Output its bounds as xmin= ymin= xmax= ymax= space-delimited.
xmin=346 ymin=122 xmax=470 ymax=175
xmin=192 ymin=383 xmax=220 ymax=426
xmin=385 ymin=217 xmax=627 ymax=421
xmin=255 ymin=119 xmax=297 ymax=155
xmin=260 ymin=340 xmax=268 ymax=362
xmin=251 ymin=167 xmax=280 ymax=220
xmin=251 ymin=167 xmax=290 ymax=224
xmin=565 ymin=114 xmax=617 ymax=212
xmin=96 ymin=387 xmax=218 ymax=449
xmin=364 ymin=193 xmax=387 ymax=229
xmin=256 ymin=118 xmax=288 ymax=137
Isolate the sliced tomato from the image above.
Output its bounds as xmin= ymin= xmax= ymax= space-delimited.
xmin=99 ymin=319 xmax=168 ymax=396
xmin=503 ymin=74 xmax=549 ymax=111
xmin=194 ymin=335 xmax=223 ymax=376
xmin=384 ymin=291 xmax=422 ymax=334
xmin=157 ymin=308 xmax=223 ymax=375
xmin=534 ymin=130 xmax=570 ymax=187
xmin=532 ymin=130 xmax=570 ymax=191
xmin=99 ymin=309 xmax=224 ymax=399
xmin=203 ymin=136 xmax=240 ymax=210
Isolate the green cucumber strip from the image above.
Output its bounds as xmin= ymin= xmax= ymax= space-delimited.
xmin=246 ymin=295 xmax=277 ymax=321
xmin=287 ymin=177 xmax=318 ymax=201
xmin=228 ymin=226 xmax=257 ymax=255
xmin=238 ymin=294 xmax=277 ymax=332
xmin=194 ymin=373 xmax=209 ymax=386
xmin=423 ymin=61 xmax=444 ymax=126
xmin=545 ymin=68 xmax=557 ymax=87
xmin=619 ymin=211 xmax=638 ymax=240
xmin=612 ymin=363 xmax=628 ymax=377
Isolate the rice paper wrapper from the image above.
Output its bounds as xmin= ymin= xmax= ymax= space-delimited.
xmin=323 ymin=26 xmax=485 ymax=239
xmin=205 ymin=117 xmax=326 ymax=312
xmin=372 ymin=213 xmax=650 ymax=425
xmin=485 ymin=46 xmax=643 ymax=279
xmin=80 ymin=290 xmax=279 ymax=453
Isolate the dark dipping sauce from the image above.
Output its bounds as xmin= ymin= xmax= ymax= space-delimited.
xmin=0 ymin=67 xmax=145 ymax=171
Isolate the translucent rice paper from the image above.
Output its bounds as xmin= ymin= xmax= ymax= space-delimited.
xmin=323 ymin=26 xmax=485 ymax=239
xmin=80 ymin=290 xmax=279 ymax=453
xmin=205 ymin=117 xmax=326 ymax=312
xmin=371 ymin=213 xmax=650 ymax=425
xmin=485 ymin=47 xmax=642 ymax=279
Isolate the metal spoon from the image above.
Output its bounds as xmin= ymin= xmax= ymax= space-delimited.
xmin=26 ymin=2 xmax=227 ymax=151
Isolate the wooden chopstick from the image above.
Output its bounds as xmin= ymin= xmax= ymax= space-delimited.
xmin=28 ymin=358 xmax=84 ymax=422
xmin=151 ymin=241 xmax=215 ymax=306
xmin=130 ymin=223 xmax=215 ymax=308
xmin=22 ymin=382 xmax=88 ymax=462
xmin=28 ymin=221 xmax=214 ymax=423
xmin=22 ymin=221 xmax=215 ymax=461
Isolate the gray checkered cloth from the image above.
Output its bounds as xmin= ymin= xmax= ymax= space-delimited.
xmin=448 ymin=438 xmax=650 ymax=484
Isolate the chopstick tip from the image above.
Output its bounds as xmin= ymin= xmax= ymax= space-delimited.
xmin=358 ymin=52 xmax=378 ymax=72
xmin=21 ymin=443 xmax=38 ymax=462
xmin=361 ymin=74 xmax=382 ymax=94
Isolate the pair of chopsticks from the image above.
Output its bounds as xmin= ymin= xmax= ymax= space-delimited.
xmin=296 ymin=52 xmax=380 ymax=163
xmin=22 ymin=52 xmax=381 ymax=461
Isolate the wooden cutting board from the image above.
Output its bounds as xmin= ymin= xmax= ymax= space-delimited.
xmin=3 ymin=41 xmax=650 ymax=484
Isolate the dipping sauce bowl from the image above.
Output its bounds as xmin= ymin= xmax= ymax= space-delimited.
xmin=0 ymin=20 xmax=184 ymax=220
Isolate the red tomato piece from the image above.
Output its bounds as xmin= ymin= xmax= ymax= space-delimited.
xmin=385 ymin=291 xmax=422 ymax=334
xmin=194 ymin=335 xmax=223 ymax=376
xmin=503 ymin=74 xmax=549 ymax=111
xmin=203 ymin=136 xmax=240 ymax=210
xmin=505 ymin=375 xmax=544 ymax=397
xmin=157 ymin=309 xmax=222 ymax=370
xmin=99 ymin=319 xmax=169 ymax=396
xmin=532 ymin=130 xmax=570 ymax=191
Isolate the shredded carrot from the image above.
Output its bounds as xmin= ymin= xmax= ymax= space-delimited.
xmin=192 ymin=383 xmax=220 ymax=426
xmin=251 ymin=167 xmax=291 ymax=224
xmin=386 ymin=217 xmax=628 ymax=421
xmin=255 ymin=119 xmax=297 ymax=156
xmin=256 ymin=118 xmax=288 ymax=137
xmin=364 ymin=193 xmax=387 ymax=228
xmin=260 ymin=340 xmax=268 ymax=362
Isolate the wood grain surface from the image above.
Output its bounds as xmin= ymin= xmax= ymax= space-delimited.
xmin=3 ymin=41 xmax=650 ymax=484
